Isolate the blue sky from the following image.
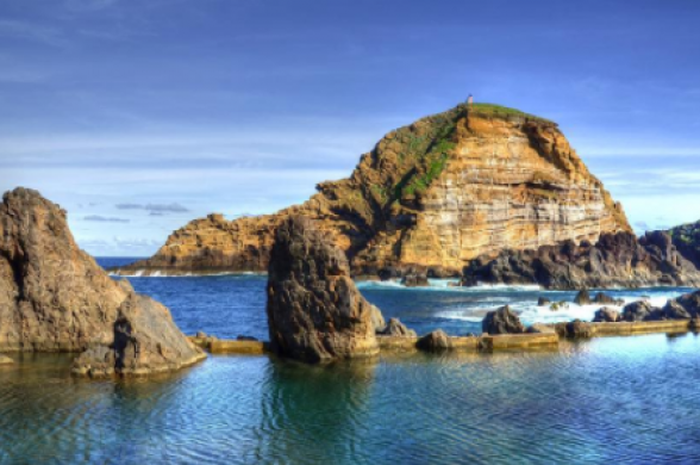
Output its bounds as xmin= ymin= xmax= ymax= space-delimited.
xmin=1 ymin=0 xmax=699 ymax=256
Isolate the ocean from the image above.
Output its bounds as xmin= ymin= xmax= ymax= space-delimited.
xmin=1 ymin=257 xmax=699 ymax=463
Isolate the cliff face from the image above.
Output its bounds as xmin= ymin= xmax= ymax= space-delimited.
xmin=667 ymin=220 xmax=700 ymax=269
xmin=115 ymin=103 xmax=631 ymax=277
xmin=0 ymin=188 xmax=205 ymax=377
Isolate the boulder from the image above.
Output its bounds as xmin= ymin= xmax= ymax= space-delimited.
xmin=663 ymin=299 xmax=692 ymax=320
xmin=549 ymin=301 xmax=569 ymax=311
xmin=675 ymin=290 xmax=700 ymax=318
xmin=401 ymin=274 xmax=429 ymax=287
xmin=621 ymin=300 xmax=654 ymax=322
xmin=592 ymin=307 xmax=621 ymax=323
xmin=482 ymin=305 xmax=525 ymax=335
xmin=567 ymin=320 xmax=594 ymax=338
xmin=537 ymin=297 xmax=551 ymax=306
xmin=574 ymin=290 xmax=592 ymax=305
xmin=0 ymin=188 xmax=205 ymax=377
xmin=416 ymin=330 xmax=453 ymax=352
xmin=266 ymin=216 xmax=380 ymax=363
xmin=378 ymin=318 xmax=417 ymax=337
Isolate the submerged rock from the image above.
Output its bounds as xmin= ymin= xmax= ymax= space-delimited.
xmin=592 ymin=307 xmax=621 ymax=323
xmin=266 ymin=216 xmax=380 ymax=363
xmin=416 ymin=330 xmax=453 ymax=352
xmin=0 ymin=188 xmax=204 ymax=377
xmin=482 ymin=305 xmax=525 ymax=335
xmin=0 ymin=355 xmax=13 ymax=365
xmin=378 ymin=318 xmax=417 ymax=337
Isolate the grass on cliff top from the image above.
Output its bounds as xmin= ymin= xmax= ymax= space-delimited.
xmin=470 ymin=103 xmax=555 ymax=125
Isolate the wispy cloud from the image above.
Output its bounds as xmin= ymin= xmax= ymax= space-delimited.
xmin=0 ymin=19 xmax=67 ymax=47
xmin=115 ymin=202 xmax=189 ymax=213
xmin=84 ymin=214 xmax=130 ymax=223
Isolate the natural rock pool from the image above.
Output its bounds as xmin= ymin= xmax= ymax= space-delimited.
xmin=1 ymin=259 xmax=699 ymax=463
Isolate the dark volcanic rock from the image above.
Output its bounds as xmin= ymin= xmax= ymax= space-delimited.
xmin=675 ymin=290 xmax=700 ymax=318
xmin=482 ymin=305 xmax=525 ymax=335
xmin=266 ymin=216 xmax=380 ymax=363
xmin=621 ymin=300 xmax=654 ymax=322
xmin=537 ymin=297 xmax=551 ymax=306
xmin=378 ymin=318 xmax=417 ymax=337
xmin=416 ymin=330 xmax=453 ymax=352
xmin=0 ymin=188 xmax=205 ymax=377
xmin=566 ymin=320 xmax=594 ymax=338
xmin=401 ymin=273 xmax=429 ymax=287
xmin=462 ymin=231 xmax=700 ymax=289
xmin=592 ymin=307 xmax=621 ymax=323
xmin=574 ymin=290 xmax=591 ymax=305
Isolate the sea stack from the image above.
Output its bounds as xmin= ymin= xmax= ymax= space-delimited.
xmin=0 ymin=188 xmax=205 ymax=377
xmin=266 ymin=216 xmax=380 ymax=363
xmin=113 ymin=103 xmax=630 ymax=279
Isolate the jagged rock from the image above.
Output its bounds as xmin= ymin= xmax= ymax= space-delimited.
xmin=661 ymin=300 xmax=691 ymax=320
xmin=549 ymin=301 xmax=569 ymax=311
xmin=537 ymin=297 xmax=551 ymax=306
xmin=266 ymin=216 xmax=380 ymax=363
xmin=482 ymin=305 xmax=525 ymax=335
xmin=592 ymin=307 xmax=621 ymax=323
xmin=401 ymin=274 xmax=429 ymax=287
xmin=574 ymin=290 xmax=591 ymax=305
xmin=463 ymin=231 xmax=700 ymax=289
xmin=370 ymin=304 xmax=387 ymax=332
xmin=622 ymin=300 xmax=654 ymax=322
xmin=416 ymin=330 xmax=452 ymax=352
xmin=113 ymin=103 xmax=630 ymax=278
xmin=593 ymin=292 xmax=625 ymax=306
xmin=527 ymin=324 xmax=555 ymax=334
xmin=0 ymin=188 xmax=205 ymax=377
xmin=0 ymin=355 xmax=13 ymax=365
xmin=378 ymin=318 xmax=417 ymax=337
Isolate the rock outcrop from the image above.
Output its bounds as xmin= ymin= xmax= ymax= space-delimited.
xmin=416 ymin=330 xmax=453 ymax=352
xmin=113 ymin=103 xmax=630 ymax=278
xmin=266 ymin=216 xmax=380 ymax=363
xmin=482 ymin=305 xmax=525 ymax=335
xmin=378 ymin=318 xmax=417 ymax=337
xmin=462 ymin=231 xmax=700 ymax=289
xmin=592 ymin=307 xmax=622 ymax=323
xmin=0 ymin=188 xmax=205 ymax=377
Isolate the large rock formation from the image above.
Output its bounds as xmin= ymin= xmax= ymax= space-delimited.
xmin=462 ymin=230 xmax=700 ymax=289
xmin=113 ymin=103 xmax=630 ymax=278
xmin=668 ymin=220 xmax=700 ymax=268
xmin=0 ymin=188 xmax=205 ymax=377
xmin=482 ymin=305 xmax=526 ymax=335
xmin=266 ymin=216 xmax=380 ymax=363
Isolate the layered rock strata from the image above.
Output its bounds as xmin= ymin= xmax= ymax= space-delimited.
xmin=114 ymin=103 xmax=630 ymax=278
xmin=266 ymin=216 xmax=380 ymax=363
xmin=462 ymin=231 xmax=700 ymax=289
xmin=0 ymin=188 xmax=205 ymax=377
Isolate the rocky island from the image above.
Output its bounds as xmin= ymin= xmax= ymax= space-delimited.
xmin=0 ymin=188 xmax=205 ymax=377
xmin=113 ymin=103 xmax=630 ymax=283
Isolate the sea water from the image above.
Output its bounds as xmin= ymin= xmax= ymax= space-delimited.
xmin=1 ymin=258 xmax=699 ymax=463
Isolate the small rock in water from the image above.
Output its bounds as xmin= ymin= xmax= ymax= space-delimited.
xmin=378 ymin=318 xmax=417 ymax=337
xmin=416 ymin=330 xmax=453 ymax=352
xmin=622 ymin=300 xmax=653 ymax=322
xmin=537 ymin=297 xmax=551 ymax=306
xmin=593 ymin=292 xmax=624 ymax=306
xmin=400 ymin=274 xmax=429 ymax=287
xmin=592 ymin=307 xmax=621 ymax=322
xmin=574 ymin=290 xmax=591 ymax=305
xmin=662 ymin=300 xmax=691 ymax=320
xmin=482 ymin=305 xmax=525 ymax=335
xmin=549 ymin=301 xmax=569 ymax=312
xmin=566 ymin=319 xmax=594 ymax=338
xmin=236 ymin=335 xmax=258 ymax=341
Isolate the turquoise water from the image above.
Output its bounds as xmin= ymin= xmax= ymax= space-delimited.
xmin=1 ymin=258 xmax=700 ymax=463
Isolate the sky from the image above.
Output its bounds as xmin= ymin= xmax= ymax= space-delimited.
xmin=1 ymin=0 xmax=699 ymax=256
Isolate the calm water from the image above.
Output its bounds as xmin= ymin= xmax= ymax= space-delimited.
xmin=1 ymin=258 xmax=700 ymax=464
